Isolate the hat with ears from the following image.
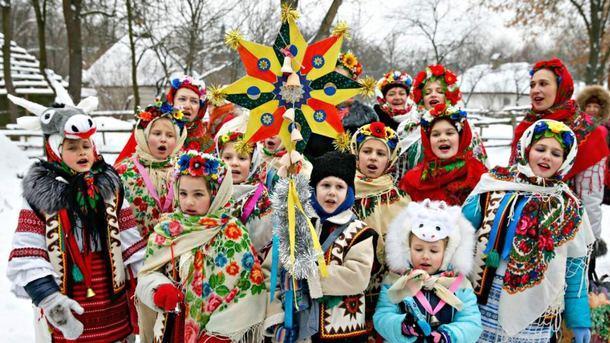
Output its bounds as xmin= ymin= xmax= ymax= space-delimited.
xmin=385 ymin=199 xmax=476 ymax=276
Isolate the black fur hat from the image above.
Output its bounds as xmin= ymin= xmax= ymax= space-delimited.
xmin=309 ymin=151 xmax=356 ymax=190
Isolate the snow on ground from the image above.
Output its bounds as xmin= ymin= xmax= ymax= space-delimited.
xmin=0 ymin=132 xmax=35 ymax=342
xmin=0 ymin=118 xmax=609 ymax=342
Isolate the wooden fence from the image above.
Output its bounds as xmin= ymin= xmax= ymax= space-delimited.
xmin=1 ymin=107 xmax=530 ymax=158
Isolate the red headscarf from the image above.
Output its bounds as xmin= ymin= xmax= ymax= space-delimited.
xmin=510 ymin=58 xmax=608 ymax=179
xmin=399 ymin=116 xmax=487 ymax=206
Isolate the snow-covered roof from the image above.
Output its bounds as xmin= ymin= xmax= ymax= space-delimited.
xmin=0 ymin=33 xmax=65 ymax=95
xmin=459 ymin=62 xmax=531 ymax=95
xmin=83 ymin=34 xmax=185 ymax=87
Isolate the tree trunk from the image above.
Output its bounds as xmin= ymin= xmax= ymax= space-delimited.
xmin=125 ymin=0 xmax=139 ymax=112
xmin=311 ymin=0 xmax=343 ymax=43
xmin=62 ymin=0 xmax=83 ymax=103
xmin=2 ymin=0 xmax=18 ymax=122
xmin=32 ymin=0 xmax=54 ymax=95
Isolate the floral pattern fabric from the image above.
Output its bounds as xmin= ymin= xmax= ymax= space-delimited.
xmin=116 ymin=158 xmax=173 ymax=238
xmin=147 ymin=212 xmax=266 ymax=341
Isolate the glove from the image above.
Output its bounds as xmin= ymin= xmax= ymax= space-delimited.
xmin=572 ymin=327 xmax=591 ymax=343
xmin=39 ymin=292 xmax=84 ymax=340
xmin=401 ymin=311 xmax=424 ymax=337
xmin=430 ymin=330 xmax=450 ymax=343
xmin=153 ymin=283 xmax=184 ymax=311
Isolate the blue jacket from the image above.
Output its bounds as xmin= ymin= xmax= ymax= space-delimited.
xmin=373 ymin=283 xmax=482 ymax=343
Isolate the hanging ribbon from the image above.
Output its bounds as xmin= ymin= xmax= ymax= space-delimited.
xmin=60 ymin=209 xmax=96 ymax=298
xmin=288 ymin=179 xmax=328 ymax=278
xmin=132 ymin=157 xmax=174 ymax=212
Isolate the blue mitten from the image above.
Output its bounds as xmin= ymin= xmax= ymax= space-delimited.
xmin=572 ymin=327 xmax=591 ymax=343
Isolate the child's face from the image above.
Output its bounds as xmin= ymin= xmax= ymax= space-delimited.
xmin=263 ymin=135 xmax=282 ymax=152
xmin=357 ymin=139 xmax=390 ymax=179
xmin=423 ymin=80 xmax=446 ymax=109
xmin=173 ymin=88 xmax=200 ymax=122
xmin=410 ymin=235 xmax=445 ymax=274
xmin=315 ymin=176 xmax=348 ymax=213
xmin=430 ymin=119 xmax=459 ymax=160
xmin=61 ymin=138 xmax=95 ymax=173
xmin=528 ymin=137 xmax=564 ymax=178
xmin=148 ymin=118 xmax=177 ymax=160
xmin=385 ymin=87 xmax=408 ymax=110
xmin=220 ymin=142 xmax=252 ymax=184
xmin=178 ymin=175 xmax=211 ymax=216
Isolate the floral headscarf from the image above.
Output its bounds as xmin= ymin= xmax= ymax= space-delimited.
xmin=166 ymin=75 xmax=207 ymax=120
xmin=412 ymin=64 xmax=461 ymax=108
xmin=516 ymin=119 xmax=577 ymax=180
xmin=530 ymin=58 xmax=574 ymax=109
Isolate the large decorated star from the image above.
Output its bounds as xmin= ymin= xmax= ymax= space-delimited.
xmin=214 ymin=5 xmax=369 ymax=153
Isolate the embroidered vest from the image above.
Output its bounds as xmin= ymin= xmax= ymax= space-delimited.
xmin=318 ymin=221 xmax=376 ymax=340
xmin=45 ymin=193 xmax=126 ymax=295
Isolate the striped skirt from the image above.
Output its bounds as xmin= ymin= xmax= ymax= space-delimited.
xmin=478 ymin=275 xmax=556 ymax=343
xmin=51 ymin=252 xmax=132 ymax=342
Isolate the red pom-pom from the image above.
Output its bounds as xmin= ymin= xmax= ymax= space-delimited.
xmin=153 ymin=283 xmax=184 ymax=311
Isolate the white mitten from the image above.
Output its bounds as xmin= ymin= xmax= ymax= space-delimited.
xmin=39 ymin=292 xmax=84 ymax=339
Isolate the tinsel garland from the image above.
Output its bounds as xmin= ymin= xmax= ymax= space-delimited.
xmin=270 ymin=174 xmax=319 ymax=279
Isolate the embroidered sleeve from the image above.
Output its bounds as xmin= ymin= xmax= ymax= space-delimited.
xmin=118 ymin=200 xmax=146 ymax=275
xmin=564 ymin=256 xmax=592 ymax=328
xmin=6 ymin=200 xmax=58 ymax=299
xmin=573 ymin=158 xmax=605 ymax=239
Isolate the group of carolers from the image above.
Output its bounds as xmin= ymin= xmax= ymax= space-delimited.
xmin=6 ymin=52 xmax=609 ymax=343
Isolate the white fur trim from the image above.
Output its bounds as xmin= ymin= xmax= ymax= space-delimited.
xmin=385 ymin=200 xmax=476 ymax=275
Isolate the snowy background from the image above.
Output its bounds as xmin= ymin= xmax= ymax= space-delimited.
xmin=0 ymin=118 xmax=608 ymax=341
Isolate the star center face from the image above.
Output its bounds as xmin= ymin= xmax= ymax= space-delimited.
xmin=279 ymin=80 xmax=305 ymax=104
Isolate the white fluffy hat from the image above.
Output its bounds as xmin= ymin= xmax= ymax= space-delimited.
xmin=385 ymin=199 xmax=475 ymax=276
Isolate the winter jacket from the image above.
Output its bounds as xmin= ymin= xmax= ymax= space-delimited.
xmin=373 ymin=282 xmax=482 ymax=343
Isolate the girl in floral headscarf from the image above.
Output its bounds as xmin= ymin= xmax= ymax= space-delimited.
xmin=511 ymin=58 xmax=608 ymax=243
xmin=115 ymin=76 xmax=210 ymax=164
xmin=136 ymin=151 xmax=267 ymax=343
xmin=464 ymin=119 xmax=594 ymax=342
xmin=215 ymin=115 xmax=273 ymax=259
xmin=351 ymin=121 xmax=411 ymax=338
xmin=398 ymin=105 xmax=487 ymax=206
xmin=394 ymin=65 xmax=487 ymax=182
xmin=116 ymin=101 xmax=187 ymax=238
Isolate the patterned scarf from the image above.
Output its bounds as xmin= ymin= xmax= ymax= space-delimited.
xmin=144 ymin=211 xmax=266 ymax=340
xmin=483 ymin=167 xmax=583 ymax=293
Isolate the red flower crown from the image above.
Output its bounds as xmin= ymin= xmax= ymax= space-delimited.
xmin=412 ymin=65 xmax=461 ymax=106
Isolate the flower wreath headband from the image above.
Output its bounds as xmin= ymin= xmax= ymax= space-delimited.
xmin=337 ymin=51 xmax=363 ymax=79
xmin=412 ymin=65 xmax=461 ymax=107
xmin=216 ymin=130 xmax=255 ymax=156
xmin=350 ymin=121 xmax=399 ymax=159
xmin=136 ymin=98 xmax=188 ymax=131
xmin=175 ymin=150 xmax=228 ymax=194
xmin=420 ymin=103 xmax=468 ymax=133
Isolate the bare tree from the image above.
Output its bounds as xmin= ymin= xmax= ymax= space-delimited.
xmin=2 ymin=0 xmax=17 ymax=121
xmin=62 ymin=0 xmax=83 ymax=102
xmin=31 ymin=0 xmax=55 ymax=95
xmin=395 ymin=0 xmax=481 ymax=65
xmin=311 ymin=0 xmax=343 ymax=42
xmin=489 ymin=0 xmax=610 ymax=85
xmin=125 ymin=0 xmax=139 ymax=111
